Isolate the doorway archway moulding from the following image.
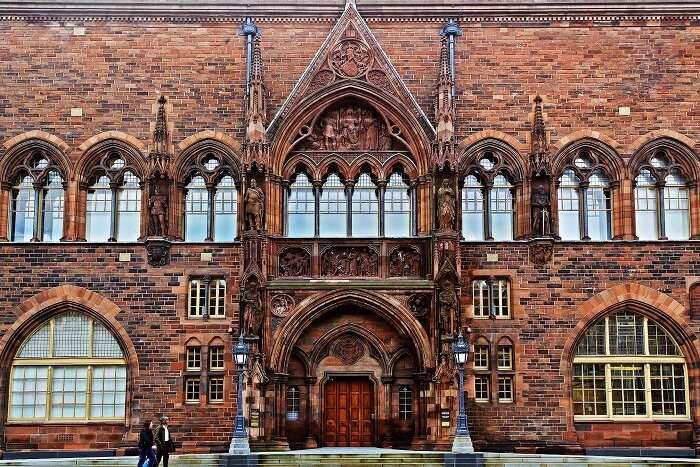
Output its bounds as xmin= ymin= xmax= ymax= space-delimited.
xmin=268 ymin=289 xmax=434 ymax=373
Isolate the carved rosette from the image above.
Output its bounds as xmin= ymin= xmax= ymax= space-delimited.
xmin=278 ymin=247 xmax=311 ymax=277
xmin=270 ymin=294 xmax=295 ymax=318
xmin=408 ymin=294 xmax=431 ymax=318
xmin=332 ymin=334 xmax=366 ymax=365
xmin=321 ymin=246 xmax=379 ymax=277
xmin=329 ymin=39 xmax=372 ymax=78
xmin=309 ymin=70 xmax=335 ymax=94
xmin=529 ymin=238 xmax=554 ymax=265
xmin=144 ymin=238 xmax=170 ymax=267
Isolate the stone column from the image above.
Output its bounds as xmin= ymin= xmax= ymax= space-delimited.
xmin=381 ymin=376 xmax=393 ymax=448
xmin=304 ymin=376 xmax=318 ymax=448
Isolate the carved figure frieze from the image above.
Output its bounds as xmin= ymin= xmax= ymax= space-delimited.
xmin=408 ymin=294 xmax=431 ymax=318
xmin=388 ymin=247 xmax=421 ymax=277
xmin=321 ymin=246 xmax=378 ymax=277
xmin=242 ymin=277 xmax=264 ymax=337
xmin=330 ymin=39 xmax=372 ymax=78
xmin=296 ymin=102 xmax=399 ymax=152
xmin=331 ymin=334 xmax=366 ymax=365
xmin=270 ymin=294 xmax=295 ymax=318
xmin=244 ymin=179 xmax=265 ymax=231
xmin=278 ymin=247 xmax=311 ymax=277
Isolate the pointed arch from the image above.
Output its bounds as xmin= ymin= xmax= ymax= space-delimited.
xmin=0 ymin=133 xmax=71 ymax=183
xmin=270 ymin=80 xmax=433 ymax=176
xmin=75 ymin=133 xmax=148 ymax=183
xmin=458 ymin=136 xmax=527 ymax=183
xmin=308 ymin=323 xmax=392 ymax=374
xmin=269 ymin=289 xmax=433 ymax=373
xmin=629 ymin=136 xmax=700 ymax=182
xmin=174 ymin=134 xmax=242 ymax=185
xmin=551 ymin=129 xmax=622 ymax=155
xmin=552 ymin=137 xmax=624 ymax=182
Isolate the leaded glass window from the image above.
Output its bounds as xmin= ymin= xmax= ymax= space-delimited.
xmin=11 ymin=175 xmax=36 ymax=242
xmin=491 ymin=174 xmax=514 ymax=241
xmin=116 ymin=171 xmax=141 ymax=242
xmin=42 ymin=171 xmax=65 ymax=242
xmin=663 ymin=169 xmax=690 ymax=240
xmin=86 ymin=176 xmax=113 ymax=242
xmin=286 ymin=386 xmax=300 ymax=421
xmin=572 ymin=312 xmax=688 ymax=420
xmin=398 ymin=385 xmax=412 ymax=421
xmin=587 ymin=171 xmax=612 ymax=241
xmin=9 ymin=314 xmax=126 ymax=422
xmin=558 ymin=170 xmax=581 ymax=240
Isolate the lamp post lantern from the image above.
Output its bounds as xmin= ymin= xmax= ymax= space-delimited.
xmin=229 ymin=334 xmax=251 ymax=454
xmin=452 ymin=330 xmax=474 ymax=453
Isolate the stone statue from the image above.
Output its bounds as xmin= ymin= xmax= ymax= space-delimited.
xmin=437 ymin=179 xmax=456 ymax=231
xmin=438 ymin=278 xmax=457 ymax=337
xmin=531 ymin=184 xmax=551 ymax=237
xmin=244 ymin=179 xmax=265 ymax=231
xmin=148 ymin=184 xmax=168 ymax=237
xmin=242 ymin=279 xmax=263 ymax=337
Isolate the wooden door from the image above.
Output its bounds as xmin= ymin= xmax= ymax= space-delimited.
xmin=324 ymin=377 xmax=373 ymax=446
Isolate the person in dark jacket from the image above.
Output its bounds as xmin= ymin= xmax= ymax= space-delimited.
xmin=137 ymin=420 xmax=157 ymax=467
xmin=154 ymin=415 xmax=175 ymax=467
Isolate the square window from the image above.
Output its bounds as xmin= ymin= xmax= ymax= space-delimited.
xmin=497 ymin=345 xmax=513 ymax=370
xmin=209 ymin=347 xmax=225 ymax=370
xmin=186 ymin=347 xmax=201 ymax=371
xmin=498 ymin=376 xmax=513 ymax=402
xmin=209 ymin=377 xmax=224 ymax=402
xmin=475 ymin=376 xmax=490 ymax=402
xmin=185 ymin=377 xmax=200 ymax=403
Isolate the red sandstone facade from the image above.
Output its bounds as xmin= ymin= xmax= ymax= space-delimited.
xmin=0 ymin=0 xmax=700 ymax=457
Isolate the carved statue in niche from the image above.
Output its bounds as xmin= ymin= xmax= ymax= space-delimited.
xmin=296 ymin=102 xmax=398 ymax=152
xmin=531 ymin=181 xmax=551 ymax=237
xmin=408 ymin=294 xmax=431 ymax=317
xmin=437 ymin=278 xmax=457 ymax=337
xmin=279 ymin=248 xmax=311 ymax=277
xmin=437 ymin=179 xmax=456 ymax=231
xmin=389 ymin=248 xmax=421 ymax=277
xmin=244 ymin=179 xmax=265 ymax=231
xmin=242 ymin=278 xmax=263 ymax=337
xmin=321 ymin=246 xmax=378 ymax=277
xmin=148 ymin=184 xmax=168 ymax=237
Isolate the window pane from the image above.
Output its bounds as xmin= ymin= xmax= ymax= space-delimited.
xmin=10 ymin=366 xmax=48 ymax=419
xmin=214 ymin=176 xmax=237 ymax=241
xmin=286 ymin=386 xmax=300 ymax=421
xmin=352 ymin=173 xmax=379 ymax=237
xmin=209 ymin=377 xmax=224 ymax=402
xmin=18 ymin=324 xmax=50 ymax=358
xmin=608 ymin=313 xmax=644 ymax=356
xmin=586 ymin=181 xmax=611 ymax=241
xmin=86 ymin=176 xmax=113 ymax=242
xmin=51 ymin=366 xmax=88 ymax=418
xmin=185 ymin=176 xmax=209 ymax=242
xmin=474 ymin=345 xmax=489 ymax=369
xmin=650 ymin=363 xmax=686 ymax=416
xmin=53 ymin=314 xmax=90 ymax=358
xmin=42 ymin=172 xmax=64 ymax=242
xmin=188 ymin=280 xmax=206 ymax=317
xmin=11 ymin=176 xmax=36 ymax=242
xmin=475 ymin=376 xmax=489 ymax=402
xmin=462 ymin=175 xmax=484 ymax=240
xmin=208 ymin=279 xmax=226 ymax=318
xmin=398 ymin=385 xmax=412 ymax=420
xmin=385 ymin=173 xmax=411 ymax=237
xmin=497 ymin=345 xmax=513 ymax=370
xmin=572 ymin=363 xmax=607 ymax=416
xmin=558 ymin=170 xmax=580 ymax=240
xmin=186 ymin=347 xmax=201 ymax=370
xmin=472 ymin=280 xmax=490 ymax=318
xmin=647 ymin=321 xmax=681 ymax=356
xmin=91 ymin=366 xmax=127 ymax=418
xmin=319 ymin=174 xmax=346 ymax=237
xmin=610 ymin=364 xmax=646 ymax=416
xmin=635 ymin=170 xmax=658 ymax=240
xmin=209 ymin=347 xmax=225 ymax=370
xmin=664 ymin=171 xmax=689 ymax=240
xmin=116 ymin=172 xmax=141 ymax=242
xmin=92 ymin=322 xmax=124 ymax=358
xmin=185 ymin=377 xmax=200 ymax=402
xmin=287 ymin=173 xmax=315 ymax=237
xmin=497 ymin=376 xmax=513 ymax=402
xmin=490 ymin=175 xmax=513 ymax=241
xmin=491 ymin=280 xmax=510 ymax=318
xmin=575 ymin=321 xmax=606 ymax=356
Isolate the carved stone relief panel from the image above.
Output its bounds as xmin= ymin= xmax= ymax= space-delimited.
xmin=330 ymin=39 xmax=372 ymax=78
xmin=295 ymin=101 xmax=401 ymax=152
xmin=278 ymin=247 xmax=311 ymax=277
xmin=331 ymin=334 xmax=366 ymax=365
xmin=388 ymin=247 xmax=422 ymax=277
xmin=321 ymin=246 xmax=379 ymax=277
xmin=270 ymin=294 xmax=295 ymax=318
xmin=408 ymin=294 xmax=431 ymax=318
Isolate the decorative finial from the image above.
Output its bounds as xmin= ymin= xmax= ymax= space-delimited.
xmin=153 ymin=95 xmax=168 ymax=147
xmin=530 ymin=95 xmax=549 ymax=176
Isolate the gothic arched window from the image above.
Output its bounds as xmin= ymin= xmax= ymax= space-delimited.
xmin=490 ymin=173 xmax=515 ymax=241
xmin=9 ymin=313 xmax=127 ymax=422
xmin=384 ymin=172 xmax=412 ymax=237
xmin=9 ymin=154 xmax=65 ymax=242
xmin=351 ymin=172 xmax=379 ymax=237
xmin=286 ymin=172 xmax=315 ymax=237
xmin=572 ymin=311 xmax=688 ymax=420
xmin=461 ymin=174 xmax=484 ymax=241
xmin=85 ymin=154 xmax=142 ymax=242
xmin=586 ymin=171 xmax=612 ymax=241
xmin=557 ymin=169 xmax=581 ymax=240
xmin=185 ymin=175 xmax=209 ymax=242
xmin=214 ymin=175 xmax=238 ymax=242
xmin=319 ymin=173 xmax=347 ymax=237
xmin=634 ymin=149 xmax=691 ymax=240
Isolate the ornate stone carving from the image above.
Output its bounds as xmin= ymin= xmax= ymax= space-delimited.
xmin=366 ymin=69 xmax=390 ymax=89
xmin=388 ymin=247 xmax=421 ymax=277
xmin=148 ymin=95 xmax=172 ymax=178
xmin=531 ymin=181 xmax=552 ymax=237
xmin=330 ymin=39 xmax=371 ymax=78
xmin=270 ymin=294 xmax=295 ymax=318
xmin=408 ymin=294 xmax=431 ymax=317
xmin=242 ymin=277 xmax=264 ymax=337
xmin=244 ymin=35 xmax=270 ymax=169
xmin=309 ymin=70 xmax=335 ymax=94
xmin=437 ymin=278 xmax=457 ymax=337
xmin=332 ymin=334 xmax=365 ymax=365
xmin=148 ymin=184 xmax=168 ymax=237
xmin=437 ymin=179 xmax=456 ymax=231
xmin=529 ymin=238 xmax=554 ymax=265
xmin=279 ymin=247 xmax=311 ymax=277
xmin=321 ymin=246 xmax=378 ymax=277
xmin=295 ymin=101 xmax=398 ymax=152
xmin=144 ymin=238 xmax=170 ymax=267
xmin=530 ymin=95 xmax=550 ymax=177
xmin=432 ymin=35 xmax=456 ymax=169
xmin=244 ymin=178 xmax=265 ymax=231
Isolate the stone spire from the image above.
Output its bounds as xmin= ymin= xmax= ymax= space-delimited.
xmin=149 ymin=95 xmax=171 ymax=179
xmin=245 ymin=35 xmax=269 ymax=169
xmin=432 ymin=35 xmax=456 ymax=169
xmin=530 ymin=95 xmax=550 ymax=176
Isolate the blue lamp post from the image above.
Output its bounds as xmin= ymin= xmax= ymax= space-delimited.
xmin=229 ymin=334 xmax=250 ymax=454
xmin=452 ymin=330 xmax=474 ymax=453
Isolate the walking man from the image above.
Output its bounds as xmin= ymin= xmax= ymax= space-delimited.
xmin=154 ymin=415 xmax=175 ymax=467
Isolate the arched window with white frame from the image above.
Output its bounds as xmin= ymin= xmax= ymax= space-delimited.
xmin=384 ymin=172 xmax=411 ymax=237
xmin=461 ymin=174 xmax=484 ymax=241
xmin=319 ymin=173 xmax=347 ymax=237
xmin=663 ymin=169 xmax=690 ymax=240
xmin=287 ymin=172 xmax=315 ymax=237
xmin=351 ymin=172 xmax=379 ymax=237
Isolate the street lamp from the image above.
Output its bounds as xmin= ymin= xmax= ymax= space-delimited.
xmin=452 ymin=330 xmax=474 ymax=453
xmin=229 ymin=334 xmax=250 ymax=454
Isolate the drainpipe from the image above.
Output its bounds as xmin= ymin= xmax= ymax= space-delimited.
xmin=441 ymin=18 xmax=462 ymax=98
xmin=240 ymin=17 xmax=259 ymax=99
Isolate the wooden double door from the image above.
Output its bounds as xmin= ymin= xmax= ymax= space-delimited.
xmin=323 ymin=377 xmax=374 ymax=447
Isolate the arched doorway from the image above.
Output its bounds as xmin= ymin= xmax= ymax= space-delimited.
xmin=268 ymin=290 xmax=433 ymax=449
